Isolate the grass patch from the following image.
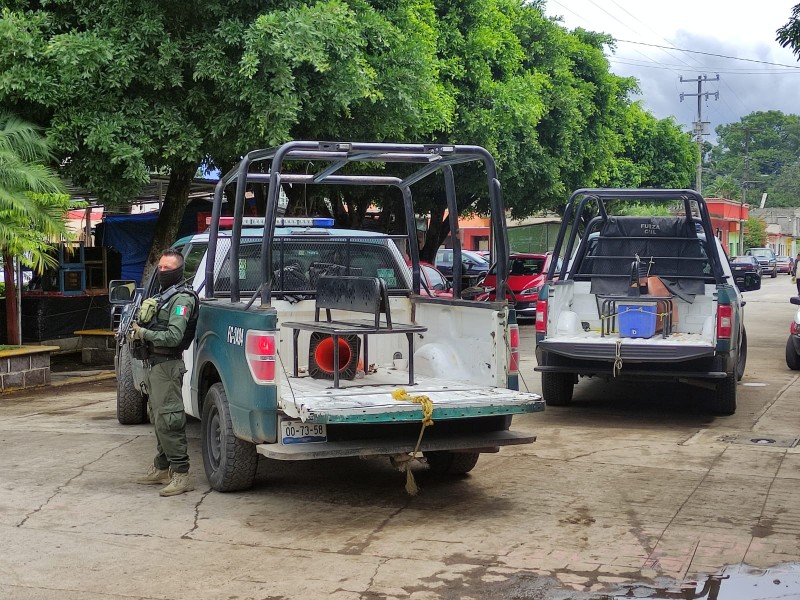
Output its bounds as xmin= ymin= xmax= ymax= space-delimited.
xmin=0 ymin=345 xmax=22 ymax=351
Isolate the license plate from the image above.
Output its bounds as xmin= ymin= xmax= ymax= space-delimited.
xmin=280 ymin=420 xmax=327 ymax=444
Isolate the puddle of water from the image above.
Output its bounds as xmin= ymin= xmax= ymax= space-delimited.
xmin=604 ymin=564 xmax=800 ymax=599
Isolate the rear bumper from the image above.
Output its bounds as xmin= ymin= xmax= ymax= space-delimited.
xmin=256 ymin=429 xmax=536 ymax=460
xmin=535 ymin=340 xmax=732 ymax=379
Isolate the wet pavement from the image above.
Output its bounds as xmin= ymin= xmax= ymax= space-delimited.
xmin=1 ymin=276 xmax=799 ymax=599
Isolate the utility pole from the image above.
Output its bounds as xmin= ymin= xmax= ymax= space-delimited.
xmin=680 ymin=75 xmax=719 ymax=194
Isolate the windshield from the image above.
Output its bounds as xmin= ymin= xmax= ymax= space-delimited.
xmin=489 ymin=256 xmax=545 ymax=276
xmin=749 ymin=249 xmax=774 ymax=258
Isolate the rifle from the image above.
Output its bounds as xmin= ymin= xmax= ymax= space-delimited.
xmin=116 ymin=287 xmax=145 ymax=343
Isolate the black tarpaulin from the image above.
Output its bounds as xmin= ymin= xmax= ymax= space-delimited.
xmin=587 ymin=216 xmax=707 ymax=300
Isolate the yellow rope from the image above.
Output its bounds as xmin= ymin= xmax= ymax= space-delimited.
xmin=391 ymin=388 xmax=434 ymax=495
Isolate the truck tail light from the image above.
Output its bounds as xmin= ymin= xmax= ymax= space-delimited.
xmin=535 ymin=299 xmax=548 ymax=334
xmin=791 ymin=321 xmax=800 ymax=335
xmin=716 ymin=304 xmax=732 ymax=340
xmin=508 ymin=324 xmax=520 ymax=374
xmin=245 ymin=330 xmax=276 ymax=384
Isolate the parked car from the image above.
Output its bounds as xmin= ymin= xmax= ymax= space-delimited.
xmin=435 ymin=249 xmax=490 ymax=280
xmin=776 ymin=255 xmax=794 ymax=275
xmin=745 ymin=247 xmax=778 ymax=278
xmin=482 ymin=253 xmax=559 ymax=319
xmin=730 ymin=256 xmax=762 ymax=291
xmin=411 ymin=261 xmax=453 ymax=298
xmin=786 ymin=297 xmax=800 ymax=370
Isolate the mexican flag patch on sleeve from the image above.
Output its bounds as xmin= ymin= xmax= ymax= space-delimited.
xmin=175 ymin=305 xmax=188 ymax=316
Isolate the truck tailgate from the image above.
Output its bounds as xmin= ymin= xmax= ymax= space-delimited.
xmin=278 ymin=371 xmax=544 ymax=423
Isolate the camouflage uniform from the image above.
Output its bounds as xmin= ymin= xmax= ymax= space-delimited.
xmin=141 ymin=290 xmax=196 ymax=474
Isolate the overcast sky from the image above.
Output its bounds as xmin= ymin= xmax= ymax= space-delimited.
xmin=544 ymin=1 xmax=800 ymax=138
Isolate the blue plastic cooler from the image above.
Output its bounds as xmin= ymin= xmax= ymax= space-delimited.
xmin=618 ymin=303 xmax=657 ymax=338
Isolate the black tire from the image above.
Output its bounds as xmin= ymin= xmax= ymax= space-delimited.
xmin=736 ymin=328 xmax=748 ymax=381
xmin=708 ymin=372 xmax=737 ymax=416
xmin=116 ymin=343 xmax=148 ymax=425
xmin=542 ymin=371 xmax=575 ymax=406
xmin=771 ymin=268 xmax=778 ymax=278
xmin=201 ymin=383 xmax=258 ymax=492
xmin=424 ymin=451 xmax=480 ymax=475
xmin=785 ymin=337 xmax=800 ymax=370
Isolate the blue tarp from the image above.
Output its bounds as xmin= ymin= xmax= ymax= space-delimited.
xmin=95 ymin=200 xmax=217 ymax=286
xmin=97 ymin=213 xmax=159 ymax=285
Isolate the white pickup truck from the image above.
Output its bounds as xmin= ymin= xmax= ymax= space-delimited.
xmin=111 ymin=142 xmax=544 ymax=492
xmin=534 ymin=189 xmax=758 ymax=415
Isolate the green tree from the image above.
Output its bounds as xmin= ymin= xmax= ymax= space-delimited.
xmin=777 ymin=5 xmax=800 ymax=55
xmin=744 ymin=216 xmax=767 ymax=249
xmin=704 ymin=175 xmax=741 ymax=201
xmin=0 ymin=0 xmax=450 ymax=277
xmin=768 ymin=161 xmax=800 ymax=206
xmin=0 ymin=113 xmax=76 ymax=343
xmin=708 ymin=111 xmax=800 ymax=205
xmin=601 ymin=102 xmax=696 ymax=188
xmin=409 ymin=2 xmax=640 ymax=259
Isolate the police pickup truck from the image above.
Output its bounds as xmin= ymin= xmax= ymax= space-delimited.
xmin=534 ymin=189 xmax=758 ymax=416
xmin=111 ymin=141 xmax=544 ymax=493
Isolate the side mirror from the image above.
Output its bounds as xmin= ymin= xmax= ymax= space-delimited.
xmin=791 ymin=297 xmax=800 ymax=306
xmin=109 ymin=279 xmax=137 ymax=304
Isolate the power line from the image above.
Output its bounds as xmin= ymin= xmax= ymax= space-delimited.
xmin=609 ymin=58 xmax=800 ymax=74
xmin=605 ymin=0 xmax=702 ymax=69
xmin=618 ymin=39 xmax=800 ymax=69
xmin=548 ymin=0 xmax=686 ymax=76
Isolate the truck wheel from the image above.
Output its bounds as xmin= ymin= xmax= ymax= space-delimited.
xmin=201 ymin=383 xmax=258 ymax=492
xmin=424 ymin=451 xmax=480 ymax=475
xmin=786 ymin=337 xmax=800 ymax=370
xmin=708 ymin=373 xmax=737 ymax=416
xmin=736 ymin=328 xmax=748 ymax=381
xmin=542 ymin=372 xmax=574 ymax=406
xmin=772 ymin=267 xmax=778 ymax=278
xmin=116 ymin=344 xmax=148 ymax=425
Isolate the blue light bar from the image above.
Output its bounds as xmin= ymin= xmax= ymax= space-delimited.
xmin=275 ymin=217 xmax=335 ymax=227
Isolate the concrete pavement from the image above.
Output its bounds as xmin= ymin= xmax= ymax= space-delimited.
xmin=1 ymin=276 xmax=799 ymax=599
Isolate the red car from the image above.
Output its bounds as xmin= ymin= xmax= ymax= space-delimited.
xmin=406 ymin=260 xmax=454 ymax=298
xmin=482 ymin=253 xmax=559 ymax=318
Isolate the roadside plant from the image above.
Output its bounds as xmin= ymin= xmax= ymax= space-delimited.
xmin=0 ymin=113 xmax=80 ymax=343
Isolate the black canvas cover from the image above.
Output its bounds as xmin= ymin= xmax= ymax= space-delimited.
xmin=587 ymin=216 xmax=707 ymax=300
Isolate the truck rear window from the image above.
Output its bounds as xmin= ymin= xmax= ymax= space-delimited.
xmin=212 ymin=237 xmax=410 ymax=297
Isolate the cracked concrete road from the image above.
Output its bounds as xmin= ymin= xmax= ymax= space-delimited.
xmin=1 ymin=276 xmax=800 ymax=599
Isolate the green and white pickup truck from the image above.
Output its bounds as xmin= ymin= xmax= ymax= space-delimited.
xmin=112 ymin=141 xmax=544 ymax=492
xmin=534 ymin=189 xmax=759 ymax=416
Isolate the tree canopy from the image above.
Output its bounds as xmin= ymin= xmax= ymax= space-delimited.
xmin=0 ymin=0 xmax=698 ymax=269
xmin=703 ymin=111 xmax=800 ymax=207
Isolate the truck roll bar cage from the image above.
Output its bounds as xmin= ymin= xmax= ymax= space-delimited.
xmin=206 ymin=141 xmax=511 ymax=305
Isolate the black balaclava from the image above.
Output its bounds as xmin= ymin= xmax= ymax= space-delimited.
xmin=158 ymin=265 xmax=184 ymax=290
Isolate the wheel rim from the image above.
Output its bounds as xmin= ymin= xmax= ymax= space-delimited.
xmin=207 ymin=406 xmax=222 ymax=469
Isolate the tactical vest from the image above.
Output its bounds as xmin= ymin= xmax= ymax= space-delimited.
xmin=153 ymin=284 xmax=200 ymax=352
xmin=133 ymin=285 xmax=199 ymax=361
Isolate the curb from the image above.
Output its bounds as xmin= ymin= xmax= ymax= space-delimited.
xmin=50 ymin=371 xmax=117 ymax=388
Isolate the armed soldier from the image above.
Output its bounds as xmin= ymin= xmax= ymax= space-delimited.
xmin=130 ymin=248 xmax=198 ymax=497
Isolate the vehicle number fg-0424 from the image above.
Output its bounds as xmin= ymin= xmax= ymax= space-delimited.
xmin=280 ymin=420 xmax=327 ymax=444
